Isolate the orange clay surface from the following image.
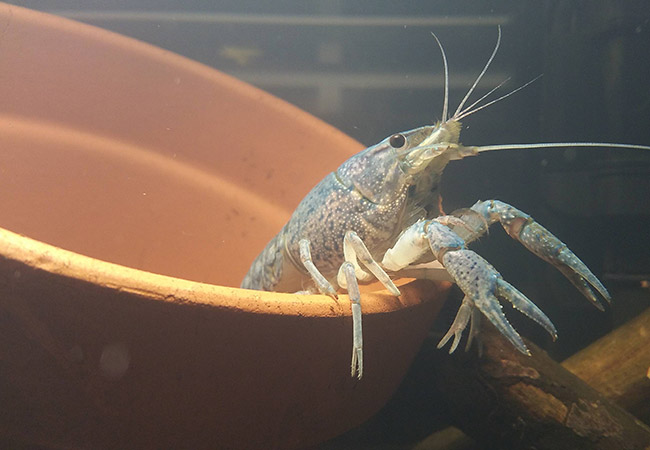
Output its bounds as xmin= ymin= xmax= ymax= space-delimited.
xmin=0 ymin=4 xmax=449 ymax=449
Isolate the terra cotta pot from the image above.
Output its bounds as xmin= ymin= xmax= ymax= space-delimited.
xmin=0 ymin=3 xmax=448 ymax=449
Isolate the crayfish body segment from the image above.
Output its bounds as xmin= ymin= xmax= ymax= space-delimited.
xmin=241 ymin=28 xmax=648 ymax=379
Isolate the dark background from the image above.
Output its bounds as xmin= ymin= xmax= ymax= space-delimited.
xmin=7 ymin=0 xmax=649 ymax=446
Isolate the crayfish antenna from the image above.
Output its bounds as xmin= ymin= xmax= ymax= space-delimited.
xmin=457 ymin=77 xmax=511 ymax=119
xmin=445 ymin=25 xmax=542 ymax=122
xmin=474 ymin=142 xmax=650 ymax=154
xmin=453 ymin=25 xmax=502 ymax=119
xmin=431 ymin=32 xmax=449 ymax=122
xmin=455 ymin=75 xmax=542 ymax=121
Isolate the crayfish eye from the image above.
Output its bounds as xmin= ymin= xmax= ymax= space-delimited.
xmin=389 ymin=133 xmax=406 ymax=149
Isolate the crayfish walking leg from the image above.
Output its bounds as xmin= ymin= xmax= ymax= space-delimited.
xmin=299 ymin=232 xmax=401 ymax=379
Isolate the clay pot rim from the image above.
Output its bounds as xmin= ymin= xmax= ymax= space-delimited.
xmin=0 ymin=226 xmax=425 ymax=318
xmin=0 ymin=3 xmax=434 ymax=322
xmin=0 ymin=3 xmax=436 ymax=317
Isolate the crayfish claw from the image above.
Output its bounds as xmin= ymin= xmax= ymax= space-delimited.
xmin=495 ymin=278 xmax=558 ymax=340
xmin=472 ymin=200 xmax=612 ymax=310
xmin=442 ymin=248 xmax=532 ymax=355
xmin=552 ymin=250 xmax=612 ymax=310
xmin=517 ymin=220 xmax=612 ymax=307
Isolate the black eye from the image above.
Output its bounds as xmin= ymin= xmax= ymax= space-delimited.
xmin=389 ymin=133 xmax=406 ymax=148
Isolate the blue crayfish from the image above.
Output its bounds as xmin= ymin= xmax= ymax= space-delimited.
xmin=242 ymin=28 xmax=650 ymax=379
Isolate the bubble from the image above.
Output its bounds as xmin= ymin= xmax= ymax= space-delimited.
xmin=563 ymin=148 xmax=577 ymax=162
xmin=99 ymin=343 xmax=130 ymax=379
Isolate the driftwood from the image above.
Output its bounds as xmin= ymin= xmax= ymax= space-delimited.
xmin=430 ymin=320 xmax=650 ymax=449
xmin=319 ymin=307 xmax=650 ymax=449
xmin=562 ymin=307 xmax=650 ymax=422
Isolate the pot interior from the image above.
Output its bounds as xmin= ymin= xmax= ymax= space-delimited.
xmin=0 ymin=3 xmax=363 ymax=287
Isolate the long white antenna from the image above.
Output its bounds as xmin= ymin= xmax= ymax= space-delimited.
xmin=431 ymin=32 xmax=449 ymax=122
xmin=475 ymin=142 xmax=650 ymax=153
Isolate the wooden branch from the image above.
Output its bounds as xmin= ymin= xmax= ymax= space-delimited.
xmin=430 ymin=323 xmax=650 ymax=449
xmin=322 ymin=309 xmax=650 ymax=449
xmin=563 ymin=307 xmax=650 ymax=422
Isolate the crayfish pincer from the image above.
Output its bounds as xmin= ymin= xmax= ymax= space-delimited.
xmin=241 ymin=28 xmax=650 ymax=379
